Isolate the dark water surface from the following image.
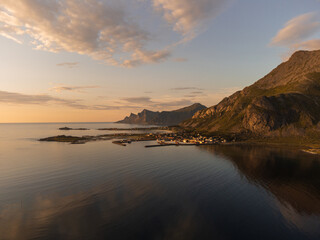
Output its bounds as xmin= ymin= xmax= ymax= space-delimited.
xmin=0 ymin=123 xmax=319 ymax=240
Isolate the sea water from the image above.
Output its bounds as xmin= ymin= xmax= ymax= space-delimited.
xmin=0 ymin=123 xmax=319 ymax=240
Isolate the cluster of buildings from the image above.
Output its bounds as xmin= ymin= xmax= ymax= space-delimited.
xmin=148 ymin=132 xmax=227 ymax=145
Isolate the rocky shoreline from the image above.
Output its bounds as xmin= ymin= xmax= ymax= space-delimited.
xmin=59 ymin=127 xmax=89 ymax=131
xmin=58 ymin=126 xmax=170 ymax=131
xmin=39 ymin=127 xmax=228 ymax=146
xmin=39 ymin=133 xmax=158 ymax=144
xmin=40 ymin=127 xmax=320 ymax=154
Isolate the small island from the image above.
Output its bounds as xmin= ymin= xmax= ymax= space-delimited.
xmin=59 ymin=127 xmax=89 ymax=131
xmin=97 ymin=127 xmax=168 ymax=131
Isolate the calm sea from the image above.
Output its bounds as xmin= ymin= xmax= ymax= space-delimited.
xmin=0 ymin=123 xmax=319 ymax=240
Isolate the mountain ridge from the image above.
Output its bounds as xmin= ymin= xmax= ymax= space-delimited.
xmin=182 ymin=50 xmax=320 ymax=139
xmin=117 ymin=103 xmax=207 ymax=126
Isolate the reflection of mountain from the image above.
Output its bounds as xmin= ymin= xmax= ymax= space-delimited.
xmin=201 ymin=145 xmax=320 ymax=215
xmin=1 ymin=145 xmax=319 ymax=239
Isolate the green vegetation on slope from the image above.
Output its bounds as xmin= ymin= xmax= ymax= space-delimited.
xmin=182 ymin=50 xmax=320 ymax=143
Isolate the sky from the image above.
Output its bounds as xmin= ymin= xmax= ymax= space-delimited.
xmin=0 ymin=0 xmax=320 ymax=123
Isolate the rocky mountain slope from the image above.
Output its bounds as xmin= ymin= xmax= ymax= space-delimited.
xmin=182 ymin=50 xmax=320 ymax=138
xmin=117 ymin=103 xmax=207 ymax=126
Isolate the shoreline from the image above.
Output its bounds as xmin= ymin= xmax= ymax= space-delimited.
xmin=39 ymin=135 xmax=320 ymax=154
xmin=39 ymin=127 xmax=320 ymax=155
xmin=222 ymin=140 xmax=320 ymax=155
xmin=58 ymin=126 xmax=170 ymax=131
xmin=39 ymin=128 xmax=227 ymax=146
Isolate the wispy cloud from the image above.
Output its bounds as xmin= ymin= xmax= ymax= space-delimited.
xmin=51 ymin=85 xmax=100 ymax=93
xmin=56 ymin=62 xmax=79 ymax=68
xmin=291 ymin=39 xmax=320 ymax=50
xmin=0 ymin=90 xmax=131 ymax=110
xmin=121 ymin=97 xmax=153 ymax=104
xmin=0 ymin=0 xmax=170 ymax=67
xmin=181 ymin=90 xmax=206 ymax=98
xmin=152 ymin=0 xmax=230 ymax=41
xmin=153 ymin=99 xmax=193 ymax=108
xmin=0 ymin=90 xmax=200 ymax=112
xmin=173 ymin=57 xmax=188 ymax=62
xmin=120 ymin=95 xmax=193 ymax=109
xmin=171 ymin=87 xmax=203 ymax=91
xmin=0 ymin=90 xmax=68 ymax=105
xmin=271 ymin=12 xmax=320 ymax=57
xmin=184 ymin=93 xmax=206 ymax=98
xmin=0 ymin=0 xmax=230 ymax=67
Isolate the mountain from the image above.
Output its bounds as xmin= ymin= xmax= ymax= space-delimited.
xmin=182 ymin=50 xmax=320 ymax=138
xmin=117 ymin=103 xmax=207 ymax=126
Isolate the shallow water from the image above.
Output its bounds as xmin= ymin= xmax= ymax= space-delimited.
xmin=0 ymin=123 xmax=319 ymax=240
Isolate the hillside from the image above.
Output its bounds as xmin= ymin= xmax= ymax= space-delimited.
xmin=182 ymin=50 xmax=320 ymax=139
xmin=117 ymin=103 xmax=207 ymax=126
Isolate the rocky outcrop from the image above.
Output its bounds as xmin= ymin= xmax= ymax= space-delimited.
xmin=242 ymin=94 xmax=318 ymax=133
xmin=117 ymin=103 xmax=207 ymax=126
xmin=182 ymin=50 xmax=320 ymax=137
xmin=119 ymin=110 xmax=159 ymax=125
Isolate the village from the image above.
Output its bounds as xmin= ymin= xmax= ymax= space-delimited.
xmin=40 ymin=127 xmax=230 ymax=147
xmin=113 ymin=132 xmax=228 ymax=147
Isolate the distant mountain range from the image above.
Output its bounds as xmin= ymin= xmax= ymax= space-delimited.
xmin=117 ymin=103 xmax=206 ymax=126
xmin=182 ymin=50 xmax=320 ymax=139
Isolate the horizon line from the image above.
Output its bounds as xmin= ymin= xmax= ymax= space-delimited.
xmin=0 ymin=121 xmax=117 ymax=124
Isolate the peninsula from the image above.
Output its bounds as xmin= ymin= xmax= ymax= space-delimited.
xmin=39 ymin=127 xmax=228 ymax=146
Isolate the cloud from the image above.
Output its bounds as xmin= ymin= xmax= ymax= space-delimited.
xmin=121 ymin=97 xmax=153 ymax=104
xmin=271 ymin=12 xmax=320 ymax=46
xmin=0 ymin=90 xmax=131 ymax=110
xmin=0 ymin=90 xmax=198 ymax=111
xmin=122 ymin=49 xmax=171 ymax=67
xmin=153 ymin=99 xmax=193 ymax=108
xmin=173 ymin=57 xmax=188 ymax=62
xmin=125 ymin=87 xmax=240 ymax=109
xmin=0 ymin=90 xmax=67 ymax=105
xmin=0 ymin=0 xmax=230 ymax=67
xmin=56 ymin=62 xmax=79 ymax=68
xmin=152 ymin=0 xmax=229 ymax=41
xmin=183 ymin=94 xmax=199 ymax=98
xmin=181 ymin=86 xmax=241 ymax=107
xmin=183 ymin=90 xmax=206 ymax=98
xmin=171 ymin=87 xmax=203 ymax=91
xmin=51 ymin=85 xmax=100 ymax=93
xmin=120 ymin=95 xmax=193 ymax=109
xmin=291 ymin=39 xmax=320 ymax=51
xmin=0 ymin=0 xmax=170 ymax=67
xmin=271 ymin=12 xmax=320 ymax=55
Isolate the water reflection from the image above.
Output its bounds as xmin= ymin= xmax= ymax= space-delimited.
xmin=0 ymin=179 xmax=206 ymax=240
xmin=1 ymin=144 xmax=320 ymax=240
xmin=200 ymin=145 xmax=320 ymax=234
